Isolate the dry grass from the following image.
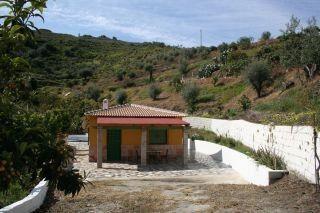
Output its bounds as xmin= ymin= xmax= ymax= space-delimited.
xmin=40 ymin=175 xmax=320 ymax=213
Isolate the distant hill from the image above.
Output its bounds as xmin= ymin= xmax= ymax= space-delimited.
xmin=28 ymin=29 xmax=320 ymax=126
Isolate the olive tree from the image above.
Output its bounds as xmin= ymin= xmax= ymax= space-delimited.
xmin=148 ymin=84 xmax=162 ymax=100
xmin=245 ymin=61 xmax=271 ymax=98
xmin=181 ymin=83 xmax=200 ymax=113
xmin=260 ymin=31 xmax=271 ymax=41
xmin=144 ymin=64 xmax=154 ymax=82
xmin=115 ymin=90 xmax=128 ymax=105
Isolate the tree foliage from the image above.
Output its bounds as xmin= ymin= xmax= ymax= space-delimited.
xmin=148 ymin=84 xmax=162 ymax=100
xmin=0 ymin=0 xmax=87 ymax=196
xmin=144 ymin=64 xmax=154 ymax=82
xmin=280 ymin=16 xmax=320 ymax=80
xmin=245 ymin=61 xmax=271 ymax=98
xmin=115 ymin=90 xmax=128 ymax=105
xmin=181 ymin=83 xmax=200 ymax=113
xmin=260 ymin=31 xmax=271 ymax=41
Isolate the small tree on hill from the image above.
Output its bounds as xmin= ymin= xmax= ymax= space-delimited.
xmin=179 ymin=58 xmax=189 ymax=77
xmin=148 ymin=84 xmax=162 ymax=100
xmin=260 ymin=31 xmax=271 ymax=41
xmin=85 ymin=86 xmax=101 ymax=101
xmin=237 ymin=36 xmax=253 ymax=49
xmin=115 ymin=69 xmax=126 ymax=81
xmin=115 ymin=90 xmax=127 ymax=105
xmin=245 ymin=61 xmax=271 ymax=98
xmin=144 ymin=64 xmax=154 ymax=82
xmin=181 ymin=83 xmax=200 ymax=113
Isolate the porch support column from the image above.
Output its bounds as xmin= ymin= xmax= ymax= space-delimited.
xmin=97 ymin=126 xmax=103 ymax=168
xmin=183 ymin=126 xmax=189 ymax=165
xmin=141 ymin=127 xmax=147 ymax=166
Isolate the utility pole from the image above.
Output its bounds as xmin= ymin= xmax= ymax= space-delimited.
xmin=200 ymin=29 xmax=202 ymax=47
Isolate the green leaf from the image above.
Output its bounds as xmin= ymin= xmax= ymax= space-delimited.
xmin=9 ymin=25 xmax=22 ymax=34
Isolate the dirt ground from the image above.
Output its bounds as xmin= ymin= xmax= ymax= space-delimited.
xmin=40 ymin=174 xmax=320 ymax=213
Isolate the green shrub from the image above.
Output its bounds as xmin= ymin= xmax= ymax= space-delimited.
xmin=115 ymin=90 xmax=128 ymax=105
xmin=128 ymin=72 xmax=136 ymax=79
xmin=85 ymin=86 xmax=101 ymax=101
xmin=237 ymin=36 xmax=253 ymax=49
xmin=178 ymin=58 xmax=189 ymax=77
xmin=224 ymin=108 xmax=238 ymax=119
xmin=181 ymin=83 xmax=200 ymax=113
xmin=198 ymin=93 xmax=215 ymax=103
xmin=170 ymin=74 xmax=183 ymax=92
xmin=198 ymin=63 xmax=219 ymax=78
xmin=148 ymin=84 xmax=162 ymax=100
xmin=253 ymin=148 xmax=286 ymax=170
xmin=115 ymin=69 xmax=126 ymax=81
xmin=79 ymin=68 xmax=94 ymax=79
xmin=238 ymin=95 xmax=251 ymax=111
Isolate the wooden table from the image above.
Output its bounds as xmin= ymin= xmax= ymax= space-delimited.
xmin=147 ymin=150 xmax=161 ymax=163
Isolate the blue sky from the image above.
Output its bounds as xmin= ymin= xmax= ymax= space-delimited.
xmin=35 ymin=0 xmax=320 ymax=47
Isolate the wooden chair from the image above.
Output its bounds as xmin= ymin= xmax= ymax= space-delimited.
xmin=161 ymin=149 xmax=169 ymax=163
xmin=136 ymin=150 xmax=141 ymax=163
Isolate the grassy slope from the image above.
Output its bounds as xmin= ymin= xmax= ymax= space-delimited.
xmin=30 ymin=30 xmax=320 ymax=126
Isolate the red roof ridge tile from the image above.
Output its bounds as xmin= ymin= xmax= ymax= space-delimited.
xmin=84 ymin=103 xmax=187 ymax=117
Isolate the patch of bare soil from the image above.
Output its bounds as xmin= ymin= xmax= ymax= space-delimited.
xmin=40 ymin=175 xmax=320 ymax=213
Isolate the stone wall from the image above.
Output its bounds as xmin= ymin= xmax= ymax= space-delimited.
xmin=184 ymin=117 xmax=319 ymax=183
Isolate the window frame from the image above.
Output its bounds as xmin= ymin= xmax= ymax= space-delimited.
xmin=148 ymin=127 xmax=168 ymax=145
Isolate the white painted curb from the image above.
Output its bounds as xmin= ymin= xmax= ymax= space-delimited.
xmin=192 ymin=140 xmax=287 ymax=186
xmin=0 ymin=180 xmax=48 ymax=213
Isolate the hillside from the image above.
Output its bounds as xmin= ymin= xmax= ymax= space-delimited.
xmin=28 ymin=29 xmax=320 ymax=128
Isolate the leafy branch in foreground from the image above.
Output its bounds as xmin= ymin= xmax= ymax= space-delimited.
xmin=0 ymin=0 xmax=87 ymax=197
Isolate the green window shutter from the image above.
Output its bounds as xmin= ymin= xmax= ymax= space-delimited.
xmin=149 ymin=128 xmax=167 ymax=144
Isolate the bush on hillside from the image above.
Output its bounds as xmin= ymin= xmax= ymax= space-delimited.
xmin=237 ymin=36 xmax=253 ymax=49
xmin=181 ymin=83 xmax=200 ymax=113
xmin=79 ymin=68 xmax=94 ymax=80
xmin=128 ymin=71 xmax=136 ymax=79
xmin=238 ymin=95 xmax=251 ymax=111
xmin=115 ymin=90 xmax=128 ymax=105
xmin=261 ymin=31 xmax=271 ymax=41
xmin=144 ymin=64 xmax=154 ymax=82
xmin=115 ymin=69 xmax=126 ymax=81
xmin=198 ymin=63 xmax=220 ymax=78
xmin=148 ymin=84 xmax=162 ymax=100
xmin=170 ymin=74 xmax=183 ymax=92
xmin=179 ymin=58 xmax=189 ymax=77
xmin=85 ymin=86 xmax=101 ymax=101
xmin=245 ymin=61 xmax=271 ymax=98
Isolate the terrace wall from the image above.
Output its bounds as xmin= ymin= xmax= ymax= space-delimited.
xmin=184 ymin=117 xmax=320 ymax=183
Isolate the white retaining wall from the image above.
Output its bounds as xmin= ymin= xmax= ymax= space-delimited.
xmin=184 ymin=117 xmax=319 ymax=183
xmin=0 ymin=180 xmax=48 ymax=213
xmin=192 ymin=140 xmax=285 ymax=186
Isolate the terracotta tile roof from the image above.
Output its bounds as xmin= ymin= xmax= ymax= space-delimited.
xmin=84 ymin=104 xmax=187 ymax=117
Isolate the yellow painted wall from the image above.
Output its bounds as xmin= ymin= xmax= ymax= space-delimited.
xmin=89 ymin=126 xmax=97 ymax=147
xmin=122 ymin=129 xmax=141 ymax=145
xmin=168 ymin=128 xmax=183 ymax=145
xmin=88 ymin=126 xmax=107 ymax=146
xmin=87 ymin=123 xmax=183 ymax=146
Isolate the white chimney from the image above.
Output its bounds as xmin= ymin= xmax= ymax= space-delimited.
xmin=102 ymin=99 xmax=109 ymax=110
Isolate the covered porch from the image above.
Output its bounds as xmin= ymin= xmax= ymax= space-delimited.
xmin=95 ymin=117 xmax=190 ymax=168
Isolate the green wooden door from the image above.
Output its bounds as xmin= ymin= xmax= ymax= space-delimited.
xmin=107 ymin=129 xmax=121 ymax=161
